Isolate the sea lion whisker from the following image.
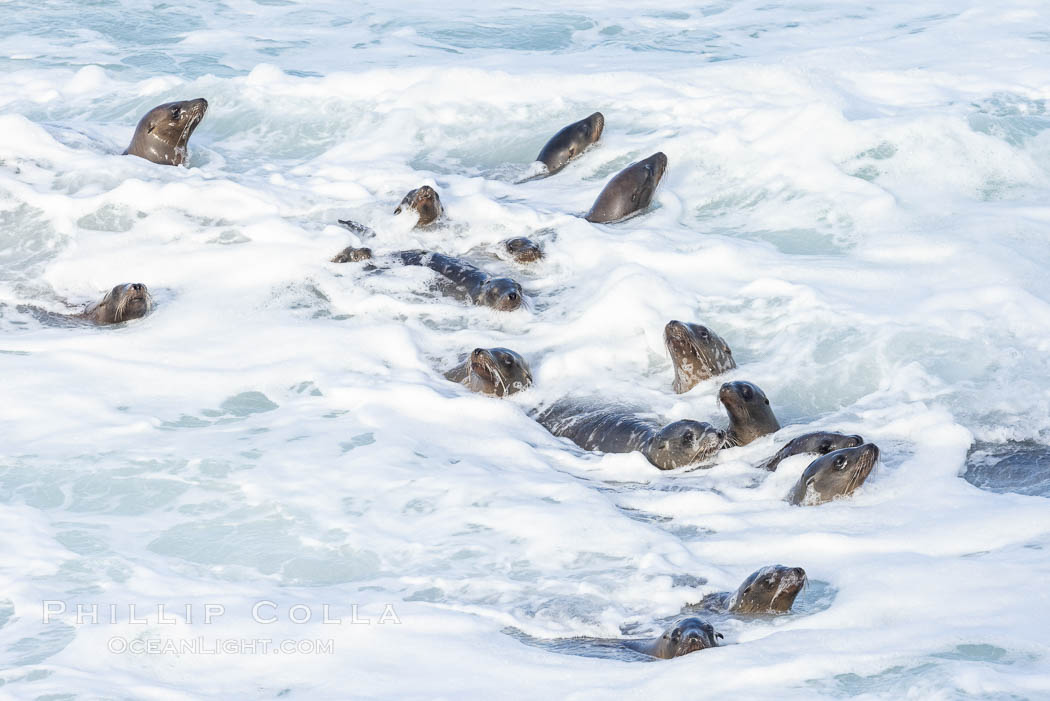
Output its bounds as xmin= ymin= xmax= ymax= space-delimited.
xmin=845 ymin=455 xmax=870 ymax=498
xmin=113 ymin=290 xmax=130 ymax=322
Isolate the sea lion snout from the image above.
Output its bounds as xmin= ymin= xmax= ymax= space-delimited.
xmin=589 ymin=111 xmax=605 ymax=138
xmin=475 ymin=277 xmax=523 ymax=312
xmin=664 ymin=320 xmax=686 ymax=341
xmin=720 ymin=381 xmax=753 ymax=402
xmin=470 ymin=350 xmax=496 ymax=383
xmin=651 ymin=151 xmax=668 ymax=176
xmin=681 ymin=631 xmax=706 ymax=653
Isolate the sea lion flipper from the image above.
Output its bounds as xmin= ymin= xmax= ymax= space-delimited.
xmin=336 ymin=219 xmax=376 ymax=238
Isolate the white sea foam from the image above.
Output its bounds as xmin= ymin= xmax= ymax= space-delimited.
xmin=2 ymin=1 xmax=1050 ymax=699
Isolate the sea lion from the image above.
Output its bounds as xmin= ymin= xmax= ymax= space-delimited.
xmin=963 ymin=441 xmax=1050 ymax=497
xmin=665 ymin=320 xmax=736 ymax=394
xmin=331 ymin=248 xmax=523 ymax=310
xmin=81 ymin=283 xmax=153 ymax=325
xmin=584 ymin=152 xmax=667 ymax=223
xmin=535 ymin=399 xmax=724 ymax=469
xmin=444 ymin=347 xmax=532 ymax=397
xmin=761 ymin=432 xmax=864 ymax=471
xmin=369 ymin=250 xmax=523 ymax=311
xmin=719 ymin=381 xmax=780 ymax=447
xmin=124 ymin=98 xmax=208 ymax=166
xmin=787 ymin=443 xmax=880 ymax=505
xmin=501 ymin=237 xmax=543 ymax=264
xmin=535 ymin=112 xmax=605 ymax=175
xmin=394 ymin=186 xmax=443 ymax=227
xmin=331 ymin=246 xmax=374 ymax=263
xmin=691 ymin=565 xmax=807 ymax=615
xmin=624 ymin=617 xmax=722 ymax=660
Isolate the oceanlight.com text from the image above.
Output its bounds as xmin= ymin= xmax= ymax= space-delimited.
xmin=107 ymin=636 xmax=335 ymax=655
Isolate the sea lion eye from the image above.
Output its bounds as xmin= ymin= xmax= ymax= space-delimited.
xmin=503 ymin=357 xmax=513 ymax=366
xmin=715 ymin=632 xmax=724 ymax=640
xmin=171 ymin=107 xmax=181 ymax=119
xmin=834 ymin=455 xmax=848 ymax=469
xmin=670 ymin=629 xmax=680 ymax=643
xmin=764 ymin=399 xmax=770 ymax=405
xmin=741 ymin=385 xmax=753 ymax=401
xmin=681 ymin=431 xmax=694 ymax=443
xmin=724 ymin=347 xmax=732 ymax=355
xmin=699 ymin=329 xmax=709 ymax=339
xmin=742 ymin=586 xmax=751 ymax=594
xmin=819 ymin=441 xmax=832 ymax=453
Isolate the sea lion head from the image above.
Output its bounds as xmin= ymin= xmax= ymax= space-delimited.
xmin=789 ymin=443 xmax=880 ymax=506
xmin=630 ymin=152 xmax=668 ymax=215
xmin=466 ymin=347 xmax=533 ymax=397
xmin=645 ymin=420 xmax=724 ymax=470
xmin=727 ymin=565 xmax=808 ymax=614
xmin=584 ymin=111 xmax=605 ymax=140
xmin=538 ymin=112 xmax=605 ymax=173
xmin=330 ymin=246 xmax=373 ymax=263
xmin=805 ymin=432 xmax=864 ymax=455
xmin=664 ymin=320 xmax=736 ymax=393
xmin=644 ymin=151 xmax=669 ymax=184
xmin=719 ymin=380 xmax=780 ymax=446
xmin=478 ymin=278 xmax=523 ymax=312
xmin=503 ymin=237 xmax=543 ymax=264
xmin=394 ymin=185 xmax=443 ymax=227
xmin=97 ymin=283 xmax=153 ymax=324
xmin=761 ymin=431 xmax=864 ymax=471
xmin=659 ymin=617 xmax=722 ymax=658
xmin=126 ymin=98 xmax=208 ymax=166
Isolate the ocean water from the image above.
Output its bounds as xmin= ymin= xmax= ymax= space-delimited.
xmin=2 ymin=0 xmax=1050 ymax=698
